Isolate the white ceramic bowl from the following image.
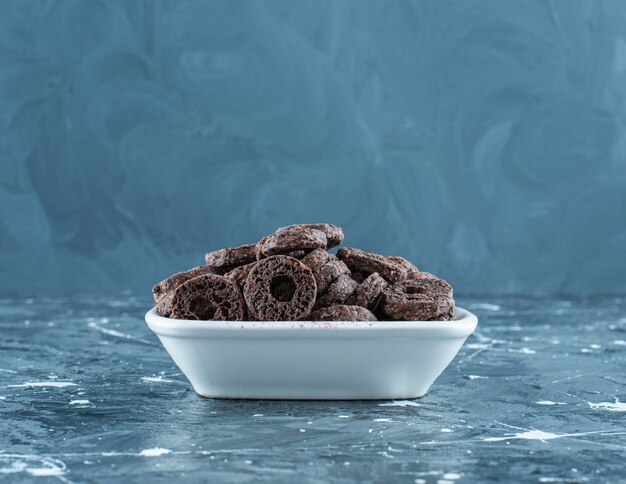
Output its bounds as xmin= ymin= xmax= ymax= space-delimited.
xmin=145 ymin=307 xmax=477 ymax=400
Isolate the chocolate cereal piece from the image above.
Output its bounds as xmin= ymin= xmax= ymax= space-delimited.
xmin=408 ymin=271 xmax=437 ymax=280
xmin=205 ymin=244 xmax=257 ymax=271
xmin=315 ymin=274 xmax=359 ymax=308
xmin=301 ymin=248 xmax=334 ymax=271
xmin=350 ymin=271 xmax=369 ymax=284
xmin=286 ymin=223 xmax=344 ymax=248
xmin=256 ymin=226 xmax=327 ymax=260
xmin=308 ymin=305 xmax=377 ymax=322
xmin=337 ymin=248 xmax=407 ymax=283
xmin=387 ymin=256 xmax=419 ymax=275
xmin=314 ymin=259 xmax=350 ymax=295
xmin=169 ymin=274 xmax=245 ymax=321
xmin=284 ymin=249 xmax=308 ymax=259
xmin=381 ymin=277 xmax=454 ymax=321
xmin=348 ymin=272 xmax=387 ymax=310
xmin=436 ymin=305 xmax=455 ymax=321
xmin=244 ymin=255 xmax=317 ymax=320
xmin=153 ymin=265 xmax=219 ymax=317
xmin=224 ymin=261 xmax=257 ymax=289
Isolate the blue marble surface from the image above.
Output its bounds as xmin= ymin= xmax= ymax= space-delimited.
xmin=1 ymin=295 xmax=625 ymax=482
xmin=2 ymin=1 xmax=626 ymax=295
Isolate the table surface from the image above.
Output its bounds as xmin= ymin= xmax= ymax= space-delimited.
xmin=1 ymin=295 xmax=625 ymax=483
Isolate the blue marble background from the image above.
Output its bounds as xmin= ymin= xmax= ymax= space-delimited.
xmin=1 ymin=0 xmax=625 ymax=295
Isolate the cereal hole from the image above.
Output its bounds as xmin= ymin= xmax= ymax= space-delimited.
xmin=270 ymin=276 xmax=297 ymax=302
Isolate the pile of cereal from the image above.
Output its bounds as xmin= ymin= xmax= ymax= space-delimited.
xmin=152 ymin=224 xmax=454 ymax=322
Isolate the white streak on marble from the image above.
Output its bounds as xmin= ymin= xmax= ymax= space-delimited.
xmin=484 ymin=424 xmax=626 ymax=443
xmin=465 ymin=343 xmax=490 ymax=349
xmin=1 ymin=449 xmax=269 ymax=464
xmin=551 ymin=374 xmax=587 ymax=384
xmin=612 ymin=340 xmax=626 ymax=346
xmin=141 ymin=376 xmax=174 ymax=383
xmin=414 ymin=472 xmax=444 ymax=484
xmin=0 ymin=461 xmax=26 ymax=475
xmin=27 ymin=467 xmax=64 ymax=477
xmin=483 ymin=429 xmax=570 ymax=442
xmin=0 ymin=396 xmax=5 ymax=400
xmin=139 ymin=448 xmax=172 ymax=457
xmin=69 ymin=400 xmax=90 ymax=405
xmin=467 ymin=375 xmax=489 ymax=380
xmin=536 ymin=401 xmax=567 ymax=406
xmin=88 ymin=322 xmax=154 ymax=345
xmin=0 ymin=455 xmax=67 ymax=481
xmin=588 ymin=400 xmax=626 ymax=412
xmin=378 ymin=400 xmax=421 ymax=407
xmin=8 ymin=381 xmax=77 ymax=388
xmin=440 ymin=428 xmax=453 ymax=433
xmin=443 ymin=473 xmax=461 ymax=480
xmin=338 ymin=415 xmax=351 ymax=418
xmin=0 ymin=369 xmax=17 ymax=374
xmin=468 ymin=303 xmax=501 ymax=311
xmin=88 ymin=323 xmax=128 ymax=338
xmin=472 ymin=331 xmax=492 ymax=343
xmin=373 ymin=418 xmax=393 ymax=422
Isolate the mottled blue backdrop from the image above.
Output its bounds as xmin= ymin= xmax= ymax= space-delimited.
xmin=1 ymin=0 xmax=625 ymax=295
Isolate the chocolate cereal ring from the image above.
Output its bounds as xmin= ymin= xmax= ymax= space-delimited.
xmin=256 ymin=226 xmax=327 ymax=260
xmin=436 ymin=305 xmax=455 ymax=321
xmin=205 ymin=243 xmax=257 ymax=271
xmin=285 ymin=223 xmax=344 ymax=248
xmin=284 ymin=249 xmax=308 ymax=259
xmin=313 ymin=259 xmax=350 ymax=295
xmin=347 ymin=272 xmax=387 ymax=310
xmin=350 ymin=271 xmax=369 ymax=284
xmin=387 ymin=256 xmax=419 ymax=275
xmin=223 ymin=261 xmax=257 ymax=289
xmin=315 ymin=274 xmax=359 ymax=308
xmin=153 ymin=265 xmax=219 ymax=317
xmin=408 ymin=271 xmax=437 ymax=280
xmin=244 ymin=255 xmax=317 ymax=320
xmin=337 ymin=248 xmax=407 ymax=283
xmin=308 ymin=305 xmax=377 ymax=322
xmin=301 ymin=248 xmax=334 ymax=271
xmin=169 ymin=274 xmax=245 ymax=321
xmin=381 ymin=277 xmax=454 ymax=321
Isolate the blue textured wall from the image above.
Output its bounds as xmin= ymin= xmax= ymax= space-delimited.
xmin=1 ymin=0 xmax=626 ymax=295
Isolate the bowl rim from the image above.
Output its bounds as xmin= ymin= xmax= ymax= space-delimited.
xmin=145 ymin=306 xmax=478 ymax=338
